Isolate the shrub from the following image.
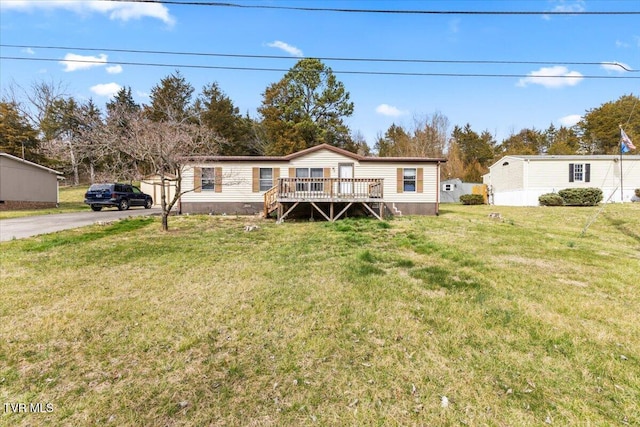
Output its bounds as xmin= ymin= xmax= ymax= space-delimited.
xmin=558 ymin=187 xmax=603 ymax=206
xmin=635 ymin=188 xmax=640 ymax=198
xmin=539 ymin=193 xmax=564 ymax=206
xmin=460 ymin=194 xmax=485 ymax=205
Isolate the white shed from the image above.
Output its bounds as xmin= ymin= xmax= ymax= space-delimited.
xmin=483 ymin=155 xmax=640 ymax=206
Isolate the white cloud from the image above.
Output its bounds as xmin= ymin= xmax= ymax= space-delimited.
xmin=550 ymin=0 xmax=585 ymax=13
xmin=60 ymin=53 xmax=107 ymax=72
xmin=517 ymin=66 xmax=583 ymax=88
xmin=0 ymin=0 xmax=174 ymax=25
xmin=22 ymin=47 xmax=35 ymax=55
xmin=106 ymin=65 xmax=123 ymax=74
xmin=601 ymin=62 xmax=631 ymax=73
xmin=375 ymin=104 xmax=407 ymax=117
xmin=543 ymin=1 xmax=585 ymax=20
xmin=90 ymin=82 xmax=122 ymax=98
xmin=558 ymin=114 xmax=581 ymax=127
xmin=267 ymin=41 xmax=303 ymax=57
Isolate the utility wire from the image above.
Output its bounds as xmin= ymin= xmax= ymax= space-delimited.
xmin=1 ymin=43 xmax=636 ymax=72
xmin=94 ymin=0 xmax=640 ymax=15
xmin=2 ymin=56 xmax=639 ymax=79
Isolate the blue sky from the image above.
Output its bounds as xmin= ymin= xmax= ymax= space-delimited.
xmin=1 ymin=0 xmax=638 ymax=148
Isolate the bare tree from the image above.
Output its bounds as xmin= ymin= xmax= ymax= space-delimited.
xmin=410 ymin=112 xmax=449 ymax=158
xmin=376 ymin=112 xmax=449 ymax=158
xmin=102 ymin=108 xmax=218 ymax=231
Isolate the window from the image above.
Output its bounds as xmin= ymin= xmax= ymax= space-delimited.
xmin=296 ymin=168 xmax=324 ymax=192
xmin=569 ymin=163 xmax=590 ymax=183
xmin=403 ymin=168 xmax=416 ymax=192
xmin=202 ymin=168 xmax=216 ymax=190
xmin=573 ymin=164 xmax=584 ymax=181
xmin=259 ymin=168 xmax=273 ymax=191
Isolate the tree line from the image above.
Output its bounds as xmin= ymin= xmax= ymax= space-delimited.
xmin=1 ymin=58 xmax=638 ymax=187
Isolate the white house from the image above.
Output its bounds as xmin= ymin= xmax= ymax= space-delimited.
xmin=0 ymin=152 xmax=63 ymax=210
xmin=180 ymin=144 xmax=446 ymax=220
xmin=483 ymin=155 xmax=640 ymax=206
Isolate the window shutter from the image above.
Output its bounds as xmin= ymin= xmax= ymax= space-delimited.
xmin=569 ymin=163 xmax=574 ymax=182
xmin=252 ymin=167 xmax=260 ymax=192
xmin=417 ymin=168 xmax=424 ymax=193
xmin=215 ymin=167 xmax=222 ymax=193
xmin=323 ymin=167 xmax=331 ymax=178
xmin=273 ymin=168 xmax=280 ymax=186
xmin=397 ymin=168 xmax=403 ymax=193
xmin=585 ymin=164 xmax=591 ymax=182
xmin=194 ymin=167 xmax=202 ymax=193
xmin=289 ymin=167 xmax=295 ymax=178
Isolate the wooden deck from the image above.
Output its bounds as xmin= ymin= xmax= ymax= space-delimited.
xmin=264 ymin=177 xmax=385 ymax=222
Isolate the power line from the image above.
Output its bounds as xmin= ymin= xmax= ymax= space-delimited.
xmin=2 ymin=56 xmax=639 ymax=80
xmin=94 ymin=0 xmax=640 ymax=15
xmin=1 ymin=43 xmax=636 ymax=72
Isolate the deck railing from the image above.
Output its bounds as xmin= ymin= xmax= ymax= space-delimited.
xmin=263 ymin=185 xmax=279 ymax=216
xmin=277 ymin=177 xmax=384 ymax=200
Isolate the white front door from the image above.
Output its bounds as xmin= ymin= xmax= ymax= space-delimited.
xmin=339 ymin=164 xmax=353 ymax=195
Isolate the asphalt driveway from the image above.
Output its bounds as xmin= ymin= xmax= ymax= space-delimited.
xmin=0 ymin=207 xmax=161 ymax=242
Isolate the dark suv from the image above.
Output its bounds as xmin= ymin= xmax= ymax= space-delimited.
xmin=85 ymin=183 xmax=153 ymax=211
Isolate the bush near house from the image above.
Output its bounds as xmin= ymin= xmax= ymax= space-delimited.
xmin=558 ymin=187 xmax=603 ymax=206
xmin=538 ymin=193 xmax=564 ymax=206
xmin=635 ymin=188 xmax=640 ymax=198
xmin=460 ymin=194 xmax=485 ymax=205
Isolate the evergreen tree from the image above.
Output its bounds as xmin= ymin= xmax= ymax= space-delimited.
xmin=578 ymin=94 xmax=640 ymax=154
xmin=259 ymin=59 xmax=354 ymax=155
xmin=0 ymin=101 xmax=40 ymax=161
xmin=146 ymin=71 xmax=195 ymax=123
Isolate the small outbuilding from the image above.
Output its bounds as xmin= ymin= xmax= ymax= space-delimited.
xmin=140 ymin=174 xmax=178 ymax=209
xmin=0 ymin=152 xmax=63 ymax=210
xmin=440 ymin=178 xmax=484 ymax=203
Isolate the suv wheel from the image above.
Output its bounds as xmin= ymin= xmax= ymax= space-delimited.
xmin=118 ymin=199 xmax=130 ymax=211
xmin=144 ymin=199 xmax=153 ymax=209
xmin=91 ymin=205 xmax=102 ymax=212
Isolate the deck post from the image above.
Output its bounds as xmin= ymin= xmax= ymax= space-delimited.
xmin=361 ymin=202 xmax=383 ymax=221
xmin=310 ymin=202 xmax=331 ymax=222
xmin=334 ymin=202 xmax=353 ymax=221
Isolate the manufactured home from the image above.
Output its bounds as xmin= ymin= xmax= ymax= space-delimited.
xmin=0 ymin=152 xmax=63 ymax=210
xmin=483 ymin=155 xmax=640 ymax=206
xmin=180 ymin=144 xmax=446 ymax=221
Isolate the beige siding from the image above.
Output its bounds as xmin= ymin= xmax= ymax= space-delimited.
xmin=287 ymin=150 xmax=358 ymax=174
xmin=526 ymin=159 xmax=621 ymax=189
xmin=488 ymin=156 xmax=640 ymax=205
xmin=0 ymin=156 xmax=59 ymax=203
xmin=181 ymin=148 xmax=441 ymax=204
xmin=486 ymin=157 xmax=525 ymax=192
xmin=358 ymin=163 xmax=439 ymax=203
xmin=182 ymin=162 xmax=286 ymax=204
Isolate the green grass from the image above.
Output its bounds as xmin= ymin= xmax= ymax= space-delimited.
xmin=0 ymin=186 xmax=89 ymax=219
xmin=1 ymin=204 xmax=639 ymax=426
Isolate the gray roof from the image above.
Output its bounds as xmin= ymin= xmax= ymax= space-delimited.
xmin=489 ymin=154 xmax=640 ymax=169
xmin=0 ymin=152 xmax=63 ymax=175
